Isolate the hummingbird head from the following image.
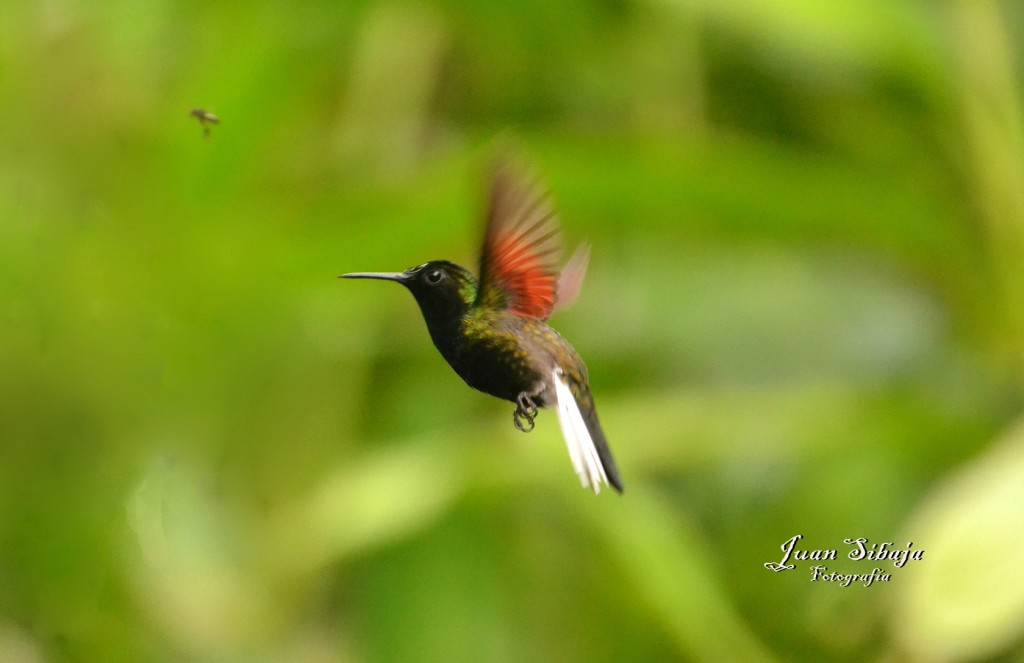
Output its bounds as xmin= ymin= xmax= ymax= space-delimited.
xmin=342 ymin=260 xmax=478 ymax=323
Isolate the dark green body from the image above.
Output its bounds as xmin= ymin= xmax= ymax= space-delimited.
xmin=439 ymin=309 xmax=589 ymax=408
xmin=393 ymin=261 xmax=588 ymax=409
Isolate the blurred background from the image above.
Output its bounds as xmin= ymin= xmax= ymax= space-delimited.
xmin=2 ymin=0 xmax=1024 ymax=661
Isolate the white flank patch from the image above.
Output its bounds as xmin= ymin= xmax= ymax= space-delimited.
xmin=553 ymin=368 xmax=609 ymax=494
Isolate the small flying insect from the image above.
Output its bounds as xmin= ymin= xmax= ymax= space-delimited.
xmin=190 ymin=108 xmax=219 ymax=138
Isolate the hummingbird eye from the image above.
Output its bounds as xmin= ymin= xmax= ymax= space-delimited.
xmin=425 ymin=268 xmax=445 ymax=285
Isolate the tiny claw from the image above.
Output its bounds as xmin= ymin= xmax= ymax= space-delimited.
xmin=513 ymin=393 xmax=538 ymax=433
xmin=516 ymin=392 xmax=538 ymax=418
xmin=513 ymin=409 xmax=535 ymax=432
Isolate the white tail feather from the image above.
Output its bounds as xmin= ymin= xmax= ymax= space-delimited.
xmin=552 ymin=368 xmax=609 ymax=494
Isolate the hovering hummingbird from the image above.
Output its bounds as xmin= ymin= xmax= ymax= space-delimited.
xmin=342 ymin=155 xmax=622 ymax=494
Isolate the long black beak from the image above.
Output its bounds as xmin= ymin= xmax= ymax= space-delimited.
xmin=339 ymin=271 xmax=408 ymax=282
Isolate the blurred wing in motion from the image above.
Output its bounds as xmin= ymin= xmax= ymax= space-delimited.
xmin=476 ymin=156 xmax=563 ymax=319
xmin=554 ymin=242 xmax=590 ymax=313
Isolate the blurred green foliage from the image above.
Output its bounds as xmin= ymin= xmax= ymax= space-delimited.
xmin=2 ymin=0 xmax=1024 ymax=661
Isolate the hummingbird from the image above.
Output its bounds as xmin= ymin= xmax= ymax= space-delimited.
xmin=342 ymin=155 xmax=622 ymax=494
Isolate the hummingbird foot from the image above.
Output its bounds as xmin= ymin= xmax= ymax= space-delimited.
xmin=513 ymin=392 xmax=539 ymax=432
